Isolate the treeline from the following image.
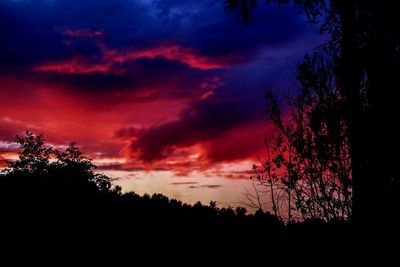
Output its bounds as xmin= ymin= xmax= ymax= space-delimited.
xmin=0 ymin=132 xmax=283 ymax=234
xmin=0 ymin=132 xmax=349 ymax=239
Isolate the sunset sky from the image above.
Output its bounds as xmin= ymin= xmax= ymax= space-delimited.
xmin=0 ymin=0 xmax=321 ymax=209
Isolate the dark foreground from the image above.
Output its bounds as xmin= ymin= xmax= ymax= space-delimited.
xmin=2 ymin=178 xmax=396 ymax=264
xmin=0 ymin=134 xmax=360 ymax=258
xmin=1 ymin=173 xmax=356 ymax=253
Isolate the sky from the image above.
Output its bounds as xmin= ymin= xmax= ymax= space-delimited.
xmin=0 ymin=0 xmax=321 ymax=210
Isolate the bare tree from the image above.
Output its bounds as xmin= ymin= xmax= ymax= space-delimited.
xmin=247 ymin=51 xmax=352 ymax=222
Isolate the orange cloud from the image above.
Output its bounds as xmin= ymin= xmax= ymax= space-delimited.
xmin=0 ymin=155 xmax=8 ymax=168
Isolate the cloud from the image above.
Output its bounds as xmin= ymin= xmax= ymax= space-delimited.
xmin=1 ymin=0 xmax=315 ymax=71
xmin=33 ymin=43 xmax=231 ymax=74
xmin=104 ymin=44 xmax=230 ymax=70
xmin=96 ymin=164 xmax=145 ymax=172
xmin=0 ymin=116 xmax=43 ymax=143
xmin=123 ymin=96 xmax=260 ymax=163
xmin=0 ymin=155 xmax=8 ymax=168
xmin=58 ymin=28 xmax=105 ymax=39
xmin=171 ymin=182 xmax=199 ymax=185
xmin=188 ymin=184 xmax=223 ymax=189
xmin=33 ymin=56 xmax=110 ymax=74
xmin=203 ymin=120 xmax=272 ymax=163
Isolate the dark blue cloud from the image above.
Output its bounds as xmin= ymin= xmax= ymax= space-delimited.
xmin=180 ymin=3 xmax=310 ymax=60
xmin=0 ymin=0 xmax=315 ymax=69
xmin=0 ymin=1 xmax=69 ymax=68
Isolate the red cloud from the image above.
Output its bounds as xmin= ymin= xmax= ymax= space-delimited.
xmin=1 ymin=66 xmax=269 ymax=179
xmin=103 ymin=45 xmax=229 ymax=70
xmin=0 ymin=155 xmax=8 ymax=168
xmin=33 ymin=43 xmax=230 ymax=74
xmin=0 ymin=75 xmax=189 ymax=166
xmin=33 ymin=56 xmax=110 ymax=74
xmin=202 ymin=120 xmax=274 ymax=163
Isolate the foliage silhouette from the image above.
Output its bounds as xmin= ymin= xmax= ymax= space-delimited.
xmin=0 ymin=131 xmax=353 ymax=249
xmin=0 ymin=132 xmax=296 ymax=241
xmin=226 ymin=0 xmax=400 ymax=225
xmin=0 ymin=131 xmax=356 ymax=260
xmin=248 ymin=51 xmax=351 ymax=222
xmin=5 ymin=131 xmax=111 ymax=197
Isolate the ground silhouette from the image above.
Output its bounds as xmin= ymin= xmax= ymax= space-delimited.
xmin=1 ymin=132 xmax=353 ymax=253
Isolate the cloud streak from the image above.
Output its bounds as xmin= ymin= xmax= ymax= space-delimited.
xmin=33 ymin=41 xmax=230 ymax=74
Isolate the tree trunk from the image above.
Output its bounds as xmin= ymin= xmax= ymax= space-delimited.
xmin=334 ymin=0 xmax=367 ymax=224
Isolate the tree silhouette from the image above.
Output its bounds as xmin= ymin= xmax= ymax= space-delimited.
xmin=9 ymin=131 xmax=52 ymax=174
xmin=249 ymin=51 xmax=351 ymax=222
xmin=5 ymin=131 xmax=111 ymax=195
xmin=226 ymin=0 xmax=400 ymax=224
